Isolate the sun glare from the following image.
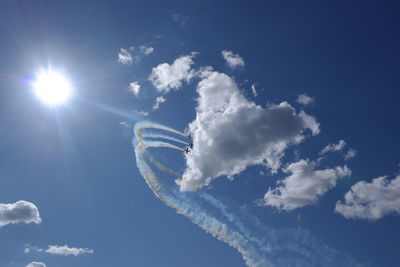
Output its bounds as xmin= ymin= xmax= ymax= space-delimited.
xmin=33 ymin=70 xmax=72 ymax=105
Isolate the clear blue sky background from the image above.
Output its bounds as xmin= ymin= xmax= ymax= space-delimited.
xmin=0 ymin=1 xmax=399 ymax=266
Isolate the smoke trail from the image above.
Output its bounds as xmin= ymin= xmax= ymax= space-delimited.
xmin=135 ymin=121 xmax=186 ymax=137
xmin=134 ymin=122 xmax=270 ymax=266
xmin=132 ymin=121 xmax=365 ymax=267
xmin=143 ymin=133 xmax=189 ymax=146
xmin=143 ymin=140 xmax=185 ymax=152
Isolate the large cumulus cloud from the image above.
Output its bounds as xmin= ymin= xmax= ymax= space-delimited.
xmin=179 ymin=71 xmax=320 ymax=191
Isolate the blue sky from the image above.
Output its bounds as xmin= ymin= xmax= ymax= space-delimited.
xmin=1 ymin=1 xmax=400 ymax=267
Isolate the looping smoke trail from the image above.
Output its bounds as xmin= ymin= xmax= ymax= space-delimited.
xmin=133 ymin=121 xmax=365 ymax=267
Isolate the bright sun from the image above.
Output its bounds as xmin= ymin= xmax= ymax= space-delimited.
xmin=33 ymin=70 xmax=72 ymax=105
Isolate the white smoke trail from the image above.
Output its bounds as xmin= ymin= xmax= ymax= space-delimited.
xmin=135 ymin=121 xmax=186 ymax=137
xmin=143 ymin=140 xmax=186 ymax=152
xmin=132 ymin=121 xmax=365 ymax=267
xmin=134 ymin=122 xmax=270 ymax=267
xmin=143 ymin=133 xmax=189 ymax=146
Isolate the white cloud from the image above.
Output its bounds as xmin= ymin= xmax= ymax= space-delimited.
xmin=152 ymin=96 xmax=166 ymax=110
xmin=296 ymin=94 xmax=314 ymax=105
xmin=120 ymin=121 xmax=133 ymax=128
xmin=129 ymin=81 xmax=141 ymax=96
xmin=45 ymin=245 xmax=94 ymax=256
xmin=320 ymin=139 xmax=346 ymax=155
xmin=149 ymin=53 xmax=197 ymax=93
xmin=26 ymin=262 xmax=46 ymax=267
xmin=134 ymin=110 xmax=149 ymax=116
xmin=221 ymin=50 xmax=245 ymax=69
xmin=118 ymin=48 xmax=133 ymax=65
xmin=335 ymin=174 xmax=400 ymax=220
xmin=24 ymin=245 xmax=41 ymax=254
xmin=179 ymin=71 xmax=320 ymax=191
xmin=319 ymin=140 xmax=357 ymax=161
xmin=0 ymin=201 xmax=41 ymax=227
xmin=298 ymin=110 xmax=321 ymax=136
xmin=25 ymin=244 xmax=94 ymax=256
xmin=251 ymin=84 xmax=258 ymax=97
xmin=139 ymin=45 xmax=154 ymax=55
xmin=344 ymin=149 xmax=357 ymax=160
xmin=262 ymin=160 xmax=351 ymax=210
xmin=118 ymin=45 xmax=154 ymax=65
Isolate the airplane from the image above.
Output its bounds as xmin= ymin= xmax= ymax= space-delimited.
xmin=185 ymin=133 xmax=193 ymax=153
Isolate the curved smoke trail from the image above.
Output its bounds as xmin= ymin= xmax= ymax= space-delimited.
xmin=143 ymin=133 xmax=189 ymax=146
xmin=133 ymin=121 xmax=365 ymax=267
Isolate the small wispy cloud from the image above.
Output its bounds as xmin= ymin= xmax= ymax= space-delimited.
xmin=344 ymin=148 xmax=358 ymax=160
xmin=251 ymin=83 xmax=258 ymax=97
xmin=149 ymin=53 xmax=197 ymax=93
xmin=45 ymin=245 xmax=94 ymax=256
xmin=320 ymin=140 xmax=358 ymax=161
xmin=153 ymin=96 xmax=166 ymax=110
xmin=296 ymin=93 xmax=314 ymax=105
xmin=138 ymin=45 xmax=154 ymax=55
xmin=0 ymin=200 xmax=41 ymax=227
xmin=221 ymin=50 xmax=245 ymax=69
xmin=26 ymin=262 xmax=46 ymax=267
xmin=25 ymin=244 xmax=94 ymax=256
xmin=129 ymin=81 xmax=141 ymax=96
xmin=135 ymin=110 xmax=149 ymax=116
xmin=118 ymin=45 xmax=154 ymax=65
xmin=119 ymin=121 xmax=133 ymax=128
xmin=118 ymin=48 xmax=133 ymax=65
xmin=320 ymin=139 xmax=347 ymax=155
xmin=171 ymin=13 xmax=189 ymax=26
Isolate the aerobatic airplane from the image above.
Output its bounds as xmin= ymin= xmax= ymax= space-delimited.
xmin=185 ymin=133 xmax=193 ymax=153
